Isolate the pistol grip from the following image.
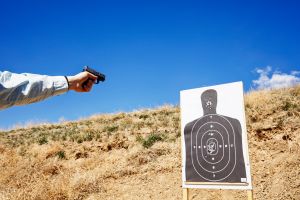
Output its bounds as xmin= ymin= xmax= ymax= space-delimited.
xmin=82 ymin=78 xmax=96 ymax=89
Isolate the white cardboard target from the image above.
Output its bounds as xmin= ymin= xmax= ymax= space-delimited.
xmin=180 ymin=81 xmax=252 ymax=190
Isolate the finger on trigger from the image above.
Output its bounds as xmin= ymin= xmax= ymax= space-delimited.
xmin=87 ymin=72 xmax=98 ymax=82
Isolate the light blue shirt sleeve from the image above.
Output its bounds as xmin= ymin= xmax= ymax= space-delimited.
xmin=0 ymin=71 xmax=69 ymax=110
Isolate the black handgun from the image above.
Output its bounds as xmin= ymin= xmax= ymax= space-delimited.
xmin=83 ymin=66 xmax=106 ymax=83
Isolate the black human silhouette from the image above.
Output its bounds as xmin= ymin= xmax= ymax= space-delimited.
xmin=184 ymin=89 xmax=247 ymax=183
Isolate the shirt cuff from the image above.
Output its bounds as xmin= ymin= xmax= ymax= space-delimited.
xmin=51 ymin=76 xmax=69 ymax=96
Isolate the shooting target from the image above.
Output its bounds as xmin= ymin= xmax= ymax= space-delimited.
xmin=181 ymin=85 xmax=250 ymax=186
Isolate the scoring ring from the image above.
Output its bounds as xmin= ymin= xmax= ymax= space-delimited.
xmin=190 ymin=114 xmax=237 ymax=181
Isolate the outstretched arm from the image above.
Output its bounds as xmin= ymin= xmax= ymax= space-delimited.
xmin=0 ymin=71 xmax=97 ymax=110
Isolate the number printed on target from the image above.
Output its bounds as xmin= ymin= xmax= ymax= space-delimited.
xmin=182 ymin=83 xmax=250 ymax=184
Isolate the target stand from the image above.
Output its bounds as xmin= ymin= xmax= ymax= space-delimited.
xmin=180 ymin=82 xmax=253 ymax=200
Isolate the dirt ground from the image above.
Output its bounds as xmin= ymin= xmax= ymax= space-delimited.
xmin=0 ymin=86 xmax=300 ymax=200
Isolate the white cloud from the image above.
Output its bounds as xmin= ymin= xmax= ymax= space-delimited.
xmin=291 ymin=70 xmax=300 ymax=76
xmin=252 ymin=66 xmax=300 ymax=90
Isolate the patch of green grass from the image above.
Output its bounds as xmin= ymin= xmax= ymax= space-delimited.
xmin=83 ymin=120 xmax=92 ymax=126
xmin=56 ymin=151 xmax=66 ymax=159
xmin=112 ymin=113 xmax=126 ymax=121
xmin=38 ymin=136 xmax=48 ymax=145
xmin=31 ymin=127 xmax=42 ymax=132
xmin=104 ymin=125 xmax=119 ymax=133
xmin=137 ymin=133 xmax=165 ymax=148
xmin=145 ymin=121 xmax=154 ymax=127
xmin=84 ymin=132 xmax=93 ymax=141
xmin=282 ymin=101 xmax=297 ymax=111
xmin=139 ymin=114 xmax=149 ymax=120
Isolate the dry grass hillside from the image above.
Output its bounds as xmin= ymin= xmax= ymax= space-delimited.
xmin=0 ymin=86 xmax=300 ymax=200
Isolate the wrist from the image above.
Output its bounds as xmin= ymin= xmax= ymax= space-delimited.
xmin=66 ymin=76 xmax=77 ymax=91
xmin=64 ymin=76 xmax=70 ymax=90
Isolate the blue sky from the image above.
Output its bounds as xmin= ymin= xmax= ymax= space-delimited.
xmin=0 ymin=0 xmax=300 ymax=129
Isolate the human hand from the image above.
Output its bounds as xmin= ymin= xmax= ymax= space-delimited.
xmin=67 ymin=72 xmax=98 ymax=92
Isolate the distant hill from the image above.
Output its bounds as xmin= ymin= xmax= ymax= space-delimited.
xmin=0 ymin=86 xmax=299 ymax=200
